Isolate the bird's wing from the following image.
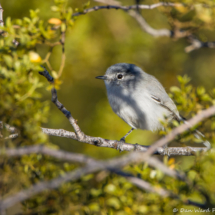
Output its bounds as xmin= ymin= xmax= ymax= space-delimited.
xmin=150 ymin=94 xmax=181 ymax=121
xmin=144 ymin=74 xmax=180 ymax=121
xmin=145 ymin=75 xmax=210 ymax=148
xmin=150 ymin=94 xmax=211 ymax=148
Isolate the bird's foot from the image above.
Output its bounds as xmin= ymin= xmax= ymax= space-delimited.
xmin=117 ymin=139 xmax=125 ymax=152
xmin=162 ymin=144 xmax=169 ymax=156
xmin=162 ymin=144 xmax=168 ymax=149
xmin=134 ymin=143 xmax=139 ymax=151
xmin=120 ymin=137 xmax=126 ymax=142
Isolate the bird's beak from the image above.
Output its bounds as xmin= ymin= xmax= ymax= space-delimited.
xmin=95 ymin=75 xmax=108 ymax=80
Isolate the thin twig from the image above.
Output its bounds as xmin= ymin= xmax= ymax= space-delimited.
xmin=72 ymin=2 xmax=183 ymax=17
xmin=185 ymin=36 xmax=215 ymax=52
xmin=0 ymin=121 xmax=17 ymax=133
xmin=128 ymin=10 xmax=171 ymax=37
xmin=3 ymin=133 xmax=19 ymax=139
xmin=57 ymin=23 xmax=66 ymax=78
xmin=39 ymin=68 xmax=85 ymax=140
xmin=42 ymin=47 xmax=53 ymax=71
xmin=0 ymin=4 xmax=4 ymax=29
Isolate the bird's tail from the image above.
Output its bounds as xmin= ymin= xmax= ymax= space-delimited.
xmin=179 ymin=115 xmax=211 ymax=149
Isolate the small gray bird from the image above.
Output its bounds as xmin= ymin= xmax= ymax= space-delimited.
xmin=96 ymin=63 xmax=210 ymax=148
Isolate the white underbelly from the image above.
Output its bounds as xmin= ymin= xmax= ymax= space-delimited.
xmin=109 ymin=94 xmax=169 ymax=131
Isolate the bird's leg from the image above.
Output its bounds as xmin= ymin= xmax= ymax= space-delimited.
xmin=120 ymin=128 xmax=135 ymax=142
xmin=117 ymin=128 xmax=135 ymax=152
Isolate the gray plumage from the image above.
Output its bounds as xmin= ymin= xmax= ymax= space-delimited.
xmin=96 ymin=63 xmax=210 ymax=148
xmin=97 ymin=63 xmax=180 ymax=131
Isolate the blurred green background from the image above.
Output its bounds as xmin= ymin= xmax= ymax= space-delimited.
xmin=2 ymin=0 xmax=215 ymax=160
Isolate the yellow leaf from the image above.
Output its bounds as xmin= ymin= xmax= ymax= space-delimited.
xmin=46 ymin=85 xmax=53 ymax=91
xmin=168 ymin=158 xmax=175 ymax=165
xmin=175 ymin=5 xmax=188 ymax=13
xmin=195 ymin=4 xmax=212 ymax=23
xmin=54 ymin=79 xmax=62 ymax=90
xmin=48 ymin=18 xmax=62 ymax=25
xmin=169 ymin=164 xmax=175 ymax=170
xmin=29 ymin=51 xmax=42 ymax=63
xmin=51 ymin=71 xmax=58 ymax=79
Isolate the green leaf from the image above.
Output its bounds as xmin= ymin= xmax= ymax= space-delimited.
xmin=211 ymin=121 xmax=215 ymax=130
xmin=90 ymin=189 xmax=102 ymax=197
xmin=61 ymin=23 xmax=66 ymax=32
xmin=51 ymin=6 xmax=60 ymax=12
xmin=30 ymin=9 xmax=40 ymax=18
xmin=89 ymin=202 xmax=100 ymax=212
xmin=83 ymin=1 xmax=90 ymax=10
xmin=177 ymin=75 xmax=191 ymax=85
xmin=6 ymin=17 xmax=12 ymax=27
xmin=104 ymin=184 xmax=116 ymax=194
xmin=197 ymin=86 xmax=205 ymax=95
xmin=201 ymin=94 xmax=211 ymax=101
xmin=170 ymin=86 xmax=181 ymax=93
xmin=3 ymin=55 xmax=13 ymax=68
xmin=23 ymin=17 xmax=31 ymax=23
xmin=107 ymin=197 xmax=121 ymax=209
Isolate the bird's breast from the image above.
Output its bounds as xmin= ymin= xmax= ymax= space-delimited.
xmin=106 ymin=86 xmax=169 ymax=131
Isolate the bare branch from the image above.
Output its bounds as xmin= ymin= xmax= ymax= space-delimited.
xmin=0 ymin=148 xmax=185 ymax=211
xmin=42 ymin=47 xmax=54 ymax=71
xmin=0 ymin=121 xmax=17 ymax=133
xmin=0 ymin=4 xmax=19 ymax=46
xmin=145 ymin=106 xmax=215 ymax=156
xmin=0 ymin=166 xmax=168 ymax=210
xmin=72 ymin=2 xmax=215 ymax=51
xmin=0 ymin=145 xmax=95 ymax=164
xmin=0 ymin=145 xmax=185 ymax=180
xmin=57 ymin=22 xmax=66 ymax=78
xmin=72 ymin=2 xmax=183 ymax=17
xmin=94 ymin=0 xmax=121 ymax=6
xmin=0 ymin=145 xmax=206 ymax=211
xmin=0 ymin=145 xmax=184 ymax=180
xmin=0 ymin=4 xmax=4 ymax=28
xmin=185 ymin=36 xmax=215 ymax=52
xmin=39 ymin=67 xmax=212 ymax=156
xmin=39 ymin=68 xmax=85 ymax=140
xmin=3 ymin=133 xmax=19 ymax=139
xmin=41 ymin=127 xmax=208 ymax=156
xmin=128 ymin=10 xmax=171 ymax=37
xmin=113 ymin=169 xmax=171 ymax=197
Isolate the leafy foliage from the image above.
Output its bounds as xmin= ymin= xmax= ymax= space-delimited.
xmin=1 ymin=0 xmax=215 ymax=214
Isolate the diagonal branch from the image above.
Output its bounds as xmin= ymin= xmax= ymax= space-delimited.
xmin=39 ymin=68 xmax=85 ymax=141
xmin=145 ymin=106 xmax=215 ymax=157
xmin=0 ymin=145 xmax=184 ymax=180
xmin=0 ymin=145 xmax=95 ymax=164
xmin=0 ymin=121 xmax=17 ymax=133
xmin=185 ymin=36 xmax=215 ymax=52
xmin=0 ymin=147 xmax=185 ymax=211
xmin=128 ymin=10 xmax=171 ymax=37
xmin=57 ymin=21 xmax=66 ymax=78
xmin=0 ymin=145 xmax=206 ymax=211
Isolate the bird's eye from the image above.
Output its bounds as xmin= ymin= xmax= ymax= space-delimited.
xmin=117 ymin=74 xmax=123 ymax=79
